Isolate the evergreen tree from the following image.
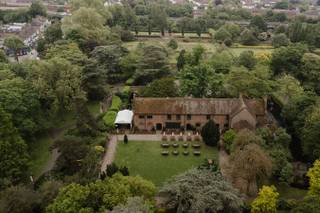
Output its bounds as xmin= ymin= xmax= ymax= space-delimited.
xmin=201 ymin=120 xmax=220 ymax=147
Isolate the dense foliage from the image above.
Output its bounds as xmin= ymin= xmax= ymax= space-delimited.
xmin=159 ymin=169 xmax=243 ymax=212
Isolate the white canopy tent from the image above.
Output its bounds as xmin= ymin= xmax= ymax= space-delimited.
xmin=114 ymin=110 xmax=134 ymax=128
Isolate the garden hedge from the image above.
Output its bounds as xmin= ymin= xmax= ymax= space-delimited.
xmin=103 ymin=111 xmax=117 ymax=129
xmin=109 ymin=96 xmax=122 ymax=112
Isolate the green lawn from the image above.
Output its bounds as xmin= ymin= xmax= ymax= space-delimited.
xmin=114 ymin=140 xmax=218 ymax=186
xmin=29 ymin=132 xmax=54 ymax=177
xmin=275 ymin=183 xmax=308 ymax=200
xmin=124 ymin=39 xmax=273 ymax=65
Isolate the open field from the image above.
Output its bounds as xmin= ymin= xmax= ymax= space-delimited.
xmin=114 ymin=140 xmax=218 ymax=186
xmin=124 ymin=39 xmax=274 ymax=64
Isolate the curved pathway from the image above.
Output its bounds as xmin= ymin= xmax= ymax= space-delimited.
xmin=101 ymin=135 xmax=118 ymax=172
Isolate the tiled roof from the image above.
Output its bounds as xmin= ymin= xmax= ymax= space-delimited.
xmin=133 ymin=97 xmax=265 ymax=115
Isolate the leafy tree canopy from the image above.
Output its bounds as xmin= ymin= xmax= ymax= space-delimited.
xmin=140 ymin=78 xmax=179 ymax=97
xmin=0 ymin=107 xmax=29 ymax=188
xmin=159 ymin=169 xmax=243 ymax=212
xmin=46 ymin=174 xmax=156 ymax=212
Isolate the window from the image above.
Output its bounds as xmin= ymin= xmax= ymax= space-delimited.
xmin=176 ymin=115 xmax=181 ymax=120
xmin=187 ymin=114 xmax=191 ymax=120
xmin=147 ymin=115 xmax=153 ymax=119
xmin=139 ymin=115 xmax=145 ymax=119
xmin=206 ymin=115 xmax=210 ymax=120
xmin=167 ymin=114 xmax=172 ymax=120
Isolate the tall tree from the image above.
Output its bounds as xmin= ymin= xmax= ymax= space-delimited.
xmin=201 ymin=120 xmax=220 ymax=147
xmin=176 ymin=17 xmax=191 ymax=37
xmin=250 ymin=15 xmax=267 ymax=32
xmin=70 ymin=0 xmax=111 ymax=19
xmin=0 ymin=77 xmax=43 ymax=138
xmin=225 ymin=65 xmax=275 ymax=98
xmin=62 ymin=8 xmax=110 ymax=52
xmin=28 ymin=57 xmax=86 ymax=113
xmin=0 ymin=107 xmax=29 ymax=188
xmin=28 ymin=0 xmax=47 ymax=18
xmin=134 ymin=45 xmax=170 ymax=85
xmin=231 ymin=143 xmax=272 ymax=196
xmin=140 ymin=78 xmax=178 ymax=97
xmin=159 ymin=169 xmax=243 ymax=212
xmin=301 ymin=53 xmax=320 ymax=94
xmin=44 ymin=21 xmax=63 ymax=44
xmin=270 ymin=43 xmax=308 ymax=76
xmin=237 ymin=50 xmax=257 ymax=70
xmin=90 ymin=44 xmax=128 ymax=83
xmin=149 ymin=4 xmax=167 ymax=36
xmin=0 ymin=185 xmax=40 ymax=213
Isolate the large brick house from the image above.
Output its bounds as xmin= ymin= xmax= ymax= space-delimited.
xmin=132 ymin=97 xmax=267 ymax=131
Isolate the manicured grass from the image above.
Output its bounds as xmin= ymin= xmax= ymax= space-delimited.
xmin=114 ymin=140 xmax=218 ymax=186
xmin=29 ymin=132 xmax=54 ymax=177
xmin=275 ymin=183 xmax=308 ymax=200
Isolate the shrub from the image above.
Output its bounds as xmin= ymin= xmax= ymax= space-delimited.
xmin=277 ymin=198 xmax=297 ymax=211
xmin=117 ymin=86 xmax=131 ymax=101
xmin=223 ymin=129 xmax=237 ymax=154
xmin=109 ymin=96 xmax=122 ymax=112
xmin=272 ymin=33 xmax=290 ymax=48
xmin=251 ymin=185 xmax=279 ymax=213
xmin=201 ymin=120 xmax=220 ymax=146
xmin=120 ymin=30 xmax=136 ymax=42
xmin=182 ymin=37 xmax=191 ymax=42
xmin=168 ymin=39 xmax=178 ymax=49
xmin=224 ymin=38 xmax=233 ymax=47
xmin=103 ymin=111 xmax=117 ymax=129
xmin=125 ymin=78 xmax=134 ymax=86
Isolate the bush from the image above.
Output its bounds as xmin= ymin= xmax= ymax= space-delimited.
xmin=103 ymin=111 xmax=117 ymax=129
xmin=277 ymin=198 xmax=297 ymax=211
xmin=223 ymin=129 xmax=237 ymax=154
xmin=224 ymin=38 xmax=233 ymax=47
xmin=120 ymin=30 xmax=136 ymax=42
xmin=117 ymin=86 xmax=131 ymax=103
xmin=201 ymin=120 xmax=220 ymax=147
xmin=125 ymin=78 xmax=134 ymax=86
xmin=109 ymin=96 xmax=122 ymax=112
xmin=272 ymin=33 xmax=290 ymax=48
xmin=167 ymin=39 xmax=178 ymax=49
xmin=182 ymin=37 xmax=191 ymax=42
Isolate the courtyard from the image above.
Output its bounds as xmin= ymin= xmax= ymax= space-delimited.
xmin=114 ymin=140 xmax=218 ymax=186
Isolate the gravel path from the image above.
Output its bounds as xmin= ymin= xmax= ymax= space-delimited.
xmin=101 ymin=135 xmax=118 ymax=172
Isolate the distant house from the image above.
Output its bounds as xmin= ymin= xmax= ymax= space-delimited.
xmin=104 ymin=0 xmax=122 ymax=7
xmin=133 ymin=96 xmax=267 ymax=132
